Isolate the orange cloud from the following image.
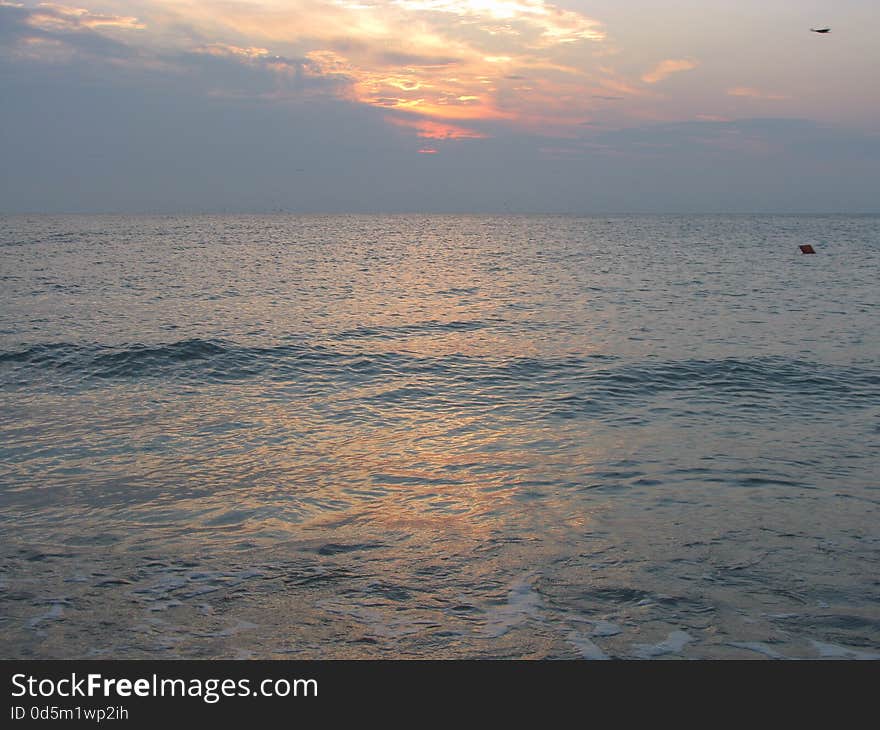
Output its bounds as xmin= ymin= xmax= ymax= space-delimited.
xmin=195 ymin=43 xmax=271 ymax=58
xmin=641 ymin=58 xmax=698 ymax=84
xmin=136 ymin=0 xmax=623 ymax=136
xmin=27 ymin=3 xmax=145 ymax=30
xmin=5 ymin=1 xmax=675 ymax=140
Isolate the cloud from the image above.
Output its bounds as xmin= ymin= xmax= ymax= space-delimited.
xmin=3 ymin=3 xmax=880 ymax=214
xmin=388 ymin=116 xmax=487 ymax=139
xmin=728 ymin=86 xmax=790 ymax=101
xmin=588 ymin=118 xmax=880 ymax=165
xmin=194 ymin=44 xmax=271 ymax=59
xmin=25 ymin=3 xmax=145 ymax=31
xmin=6 ymin=0 xmax=849 ymax=155
xmin=369 ymin=0 xmax=605 ymax=45
xmin=0 ymin=2 xmax=349 ymax=98
xmin=372 ymin=50 xmax=461 ymax=67
xmin=641 ymin=58 xmax=697 ymax=84
xmin=0 ymin=2 xmax=142 ymax=64
xmin=2 ymin=0 xmax=661 ymax=141
xmin=82 ymin=0 xmax=620 ymax=136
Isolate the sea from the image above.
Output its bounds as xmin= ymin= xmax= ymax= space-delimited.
xmin=1 ymin=214 xmax=878 ymax=659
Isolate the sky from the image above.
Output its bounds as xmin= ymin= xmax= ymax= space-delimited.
xmin=1 ymin=0 xmax=878 ymax=213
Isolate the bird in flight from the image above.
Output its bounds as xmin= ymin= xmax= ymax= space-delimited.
xmin=810 ymin=28 xmax=831 ymax=33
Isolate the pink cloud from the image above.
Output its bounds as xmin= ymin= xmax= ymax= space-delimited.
xmin=727 ymin=87 xmax=790 ymax=101
xmin=641 ymin=58 xmax=698 ymax=84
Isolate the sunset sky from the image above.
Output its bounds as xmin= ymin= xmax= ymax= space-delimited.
xmin=1 ymin=0 xmax=878 ymax=212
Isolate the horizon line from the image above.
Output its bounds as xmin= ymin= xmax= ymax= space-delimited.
xmin=2 ymin=210 xmax=879 ymax=218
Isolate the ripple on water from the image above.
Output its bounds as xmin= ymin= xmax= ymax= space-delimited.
xmin=1 ymin=214 xmax=878 ymax=658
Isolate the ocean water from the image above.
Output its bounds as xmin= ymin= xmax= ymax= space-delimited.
xmin=0 ymin=214 xmax=878 ymax=660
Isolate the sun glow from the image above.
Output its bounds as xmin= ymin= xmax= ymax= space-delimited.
xmin=3 ymin=0 xmax=715 ymax=142
xmin=130 ymin=0 xmax=618 ymax=138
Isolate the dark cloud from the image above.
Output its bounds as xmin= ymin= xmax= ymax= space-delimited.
xmin=0 ymin=4 xmax=347 ymax=98
xmin=176 ymin=47 xmax=350 ymax=99
xmin=594 ymin=118 xmax=880 ymax=162
xmin=0 ymin=4 xmax=29 ymax=40
xmin=0 ymin=3 xmax=137 ymax=59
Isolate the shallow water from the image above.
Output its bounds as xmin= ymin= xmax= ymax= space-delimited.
xmin=1 ymin=214 xmax=878 ymax=659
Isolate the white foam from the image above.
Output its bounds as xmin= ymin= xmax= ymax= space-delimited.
xmin=567 ymin=631 xmax=610 ymax=660
xmin=482 ymin=571 xmax=542 ymax=638
xmin=811 ymin=640 xmax=880 ymax=660
xmin=633 ymin=630 xmax=694 ymax=658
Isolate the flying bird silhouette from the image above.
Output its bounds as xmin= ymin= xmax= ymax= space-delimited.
xmin=810 ymin=28 xmax=831 ymax=33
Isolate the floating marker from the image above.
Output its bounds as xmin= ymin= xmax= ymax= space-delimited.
xmin=799 ymin=244 xmax=816 ymax=254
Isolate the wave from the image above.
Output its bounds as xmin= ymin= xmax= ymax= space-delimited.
xmin=1 ymin=339 xmax=877 ymax=414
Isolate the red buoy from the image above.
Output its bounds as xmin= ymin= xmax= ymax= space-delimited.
xmin=799 ymin=244 xmax=816 ymax=254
